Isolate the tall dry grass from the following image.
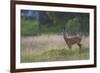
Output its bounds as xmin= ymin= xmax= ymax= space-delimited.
xmin=21 ymin=34 xmax=89 ymax=63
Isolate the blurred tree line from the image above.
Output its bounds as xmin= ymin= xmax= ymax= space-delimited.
xmin=21 ymin=10 xmax=89 ymax=36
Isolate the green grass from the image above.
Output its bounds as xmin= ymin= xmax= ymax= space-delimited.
xmin=21 ymin=47 xmax=89 ymax=63
xmin=21 ymin=35 xmax=89 ymax=63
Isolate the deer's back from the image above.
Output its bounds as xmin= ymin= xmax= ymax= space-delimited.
xmin=64 ymin=36 xmax=81 ymax=45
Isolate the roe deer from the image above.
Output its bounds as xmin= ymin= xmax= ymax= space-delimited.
xmin=63 ymin=29 xmax=82 ymax=53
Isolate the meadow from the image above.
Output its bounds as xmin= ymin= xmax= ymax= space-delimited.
xmin=21 ymin=34 xmax=89 ymax=63
xmin=21 ymin=10 xmax=89 ymax=63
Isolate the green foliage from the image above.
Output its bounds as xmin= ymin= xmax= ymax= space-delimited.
xmin=79 ymin=13 xmax=89 ymax=35
xmin=65 ymin=17 xmax=80 ymax=33
xmin=46 ymin=12 xmax=89 ymax=35
xmin=21 ymin=19 xmax=39 ymax=36
xmin=39 ymin=24 xmax=63 ymax=34
xmin=21 ymin=11 xmax=89 ymax=36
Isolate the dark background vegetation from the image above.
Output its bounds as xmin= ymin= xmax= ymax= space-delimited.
xmin=21 ymin=10 xmax=89 ymax=36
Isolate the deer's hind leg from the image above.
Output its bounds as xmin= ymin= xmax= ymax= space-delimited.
xmin=77 ymin=43 xmax=82 ymax=54
xmin=78 ymin=43 xmax=82 ymax=48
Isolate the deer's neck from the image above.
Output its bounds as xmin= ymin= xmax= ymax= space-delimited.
xmin=63 ymin=32 xmax=68 ymax=40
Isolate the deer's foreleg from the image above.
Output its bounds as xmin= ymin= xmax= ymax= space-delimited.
xmin=68 ymin=43 xmax=72 ymax=50
xmin=77 ymin=43 xmax=82 ymax=54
